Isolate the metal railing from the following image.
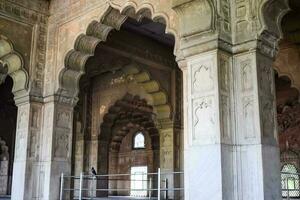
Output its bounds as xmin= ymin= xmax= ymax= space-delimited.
xmin=59 ymin=168 xmax=184 ymax=200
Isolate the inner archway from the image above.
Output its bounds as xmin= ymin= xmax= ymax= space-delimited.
xmin=70 ymin=6 xmax=182 ymax=200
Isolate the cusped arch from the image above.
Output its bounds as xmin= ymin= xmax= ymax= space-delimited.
xmin=0 ymin=35 xmax=28 ymax=94
xmin=273 ymin=43 xmax=300 ymax=93
xmin=274 ymin=68 xmax=300 ymax=93
xmin=59 ymin=6 xmax=178 ymax=102
xmin=111 ymin=1 xmax=178 ymax=39
xmin=100 ymin=93 xmax=158 ymax=152
xmin=260 ymin=0 xmax=290 ymax=38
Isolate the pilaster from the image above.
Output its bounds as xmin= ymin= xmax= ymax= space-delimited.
xmin=40 ymin=95 xmax=75 ymax=200
xmin=11 ymin=97 xmax=43 ymax=200
xmin=180 ymin=49 xmax=234 ymax=200
xmin=232 ymin=49 xmax=281 ymax=199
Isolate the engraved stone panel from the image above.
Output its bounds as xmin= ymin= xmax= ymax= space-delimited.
xmin=54 ymin=130 xmax=70 ymax=159
xmin=261 ymin=98 xmax=274 ymax=138
xmin=221 ymin=95 xmax=230 ymax=140
xmin=220 ymin=56 xmax=230 ymax=92
xmin=241 ymin=60 xmax=253 ymax=92
xmin=29 ymin=130 xmax=38 ymax=158
xmin=192 ymin=62 xmax=214 ymax=93
xmin=192 ymin=96 xmax=215 ymax=142
xmin=242 ymin=96 xmax=255 ymax=139
xmin=56 ymin=111 xmax=70 ymax=128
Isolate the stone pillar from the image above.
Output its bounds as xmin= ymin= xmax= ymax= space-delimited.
xmin=159 ymin=121 xmax=175 ymax=199
xmin=180 ymin=47 xmax=281 ymax=200
xmin=40 ymin=97 xmax=74 ymax=200
xmin=180 ymin=50 xmax=235 ymax=200
xmin=232 ymin=50 xmax=281 ymax=199
xmin=73 ymin=113 xmax=84 ymax=198
xmin=11 ymin=97 xmax=43 ymax=200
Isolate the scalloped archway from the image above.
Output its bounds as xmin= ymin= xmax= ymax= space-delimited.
xmin=59 ymin=6 xmax=177 ymax=103
xmin=0 ymin=35 xmax=28 ymax=94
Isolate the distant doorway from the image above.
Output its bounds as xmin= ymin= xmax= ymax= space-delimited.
xmin=130 ymin=166 xmax=148 ymax=197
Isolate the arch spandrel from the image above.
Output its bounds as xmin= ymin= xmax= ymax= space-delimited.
xmin=0 ymin=35 xmax=28 ymax=95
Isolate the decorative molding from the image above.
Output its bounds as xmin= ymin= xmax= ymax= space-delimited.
xmin=0 ymin=1 xmax=48 ymax=94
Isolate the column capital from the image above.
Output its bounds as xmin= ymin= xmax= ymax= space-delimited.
xmin=43 ymin=94 xmax=78 ymax=107
xmin=173 ymin=0 xmax=290 ymax=59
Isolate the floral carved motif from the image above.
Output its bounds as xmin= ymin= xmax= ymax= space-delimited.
xmin=241 ymin=60 xmax=253 ymax=92
xmin=192 ymin=96 xmax=215 ymax=141
xmin=192 ymin=64 xmax=214 ymax=93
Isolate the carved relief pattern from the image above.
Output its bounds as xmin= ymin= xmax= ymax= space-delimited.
xmin=259 ymin=63 xmax=273 ymax=97
xmin=161 ymin=149 xmax=172 ymax=169
xmin=241 ymin=60 xmax=253 ymax=92
xmin=29 ymin=106 xmax=41 ymax=159
xmin=54 ymin=130 xmax=70 ymax=158
xmin=192 ymin=96 xmax=215 ymax=141
xmin=235 ymin=0 xmax=249 ymax=34
xmin=258 ymin=59 xmax=276 ymax=139
xmin=261 ymin=98 xmax=274 ymax=138
xmin=56 ymin=111 xmax=70 ymax=129
xmin=16 ymin=108 xmax=28 ymax=160
xmin=221 ymin=95 xmax=230 ymax=140
xmin=29 ymin=131 xmax=38 ymax=158
xmin=192 ymin=63 xmax=214 ymax=93
xmin=220 ymin=0 xmax=231 ymax=34
xmin=0 ymin=1 xmax=48 ymax=94
xmin=242 ymin=96 xmax=255 ymax=139
xmin=220 ymin=56 xmax=229 ymax=92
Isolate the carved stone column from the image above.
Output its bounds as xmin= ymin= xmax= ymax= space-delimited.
xmin=73 ymin=111 xmax=84 ymax=198
xmin=159 ymin=120 xmax=175 ymax=199
xmin=40 ymin=96 xmax=75 ymax=200
xmin=179 ymin=50 xmax=235 ymax=200
xmin=173 ymin=0 xmax=287 ymax=199
xmin=232 ymin=48 xmax=281 ymax=199
xmin=11 ymin=97 xmax=43 ymax=200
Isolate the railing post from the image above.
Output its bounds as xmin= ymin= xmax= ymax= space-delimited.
xmin=287 ymin=177 xmax=290 ymax=200
xmin=59 ymin=173 xmax=64 ymax=200
xmin=164 ymin=178 xmax=168 ymax=200
xmin=149 ymin=177 xmax=152 ymax=199
xmin=158 ymin=168 xmax=161 ymax=200
xmin=79 ymin=172 xmax=83 ymax=200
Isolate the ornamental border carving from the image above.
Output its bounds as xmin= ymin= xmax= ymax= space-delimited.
xmin=0 ymin=1 xmax=48 ymax=95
